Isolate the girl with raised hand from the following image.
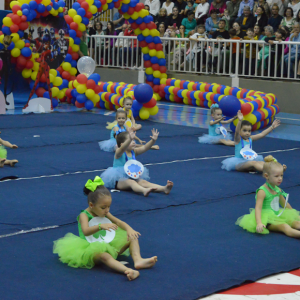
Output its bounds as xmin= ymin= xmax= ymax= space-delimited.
xmin=100 ymin=127 xmax=173 ymax=196
xmin=221 ymin=110 xmax=286 ymax=172
xmin=236 ymin=156 xmax=300 ymax=237
xmin=53 ymin=176 xmax=157 ymax=280
xmin=0 ymin=137 xmax=18 ymax=167
xmin=198 ymin=104 xmax=237 ymax=146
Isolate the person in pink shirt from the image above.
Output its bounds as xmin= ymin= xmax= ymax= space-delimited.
xmin=209 ymin=0 xmax=227 ymax=17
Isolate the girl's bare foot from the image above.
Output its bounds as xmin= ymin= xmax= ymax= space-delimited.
xmin=151 ymin=145 xmax=160 ymax=150
xmin=134 ymin=256 xmax=158 ymax=270
xmin=125 ymin=269 xmax=140 ymax=281
xmin=164 ymin=181 xmax=174 ymax=194
xmin=283 ymin=164 xmax=287 ymax=172
xmin=0 ymin=158 xmax=5 ymax=167
xmin=144 ymin=188 xmax=156 ymax=197
xmin=9 ymin=160 xmax=18 ymax=167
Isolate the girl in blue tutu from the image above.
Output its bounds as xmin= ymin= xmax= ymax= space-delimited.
xmin=198 ymin=104 xmax=237 ymax=146
xmin=101 ymin=127 xmax=173 ymax=196
xmin=221 ymin=110 xmax=285 ymax=172
xmin=236 ymin=156 xmax=300 ymax=237
xmin=53 ymin=176 xmax=157 ymax=281
xmin=0 ymin=136 xmax=18 ymax=167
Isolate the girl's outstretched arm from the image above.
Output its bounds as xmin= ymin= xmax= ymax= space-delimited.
xmin=221 ymin=116 xmax=237 ymax=124
xmin=251 ymin=119 xmax=280 ymax=141
xmin=79 ymin=212 xmax=118 ymax=236
xmin=234 ymin=110 xmax=243 ymax=144
xmin=0 ymin=138 xmax=18 ymax=148
xmin=107 ymin=212 xmax=141 ymax=241
xmin=135 ymin=129 xmax=159 ymax=156
xmin=255 ymin=189 xmax=266 ymax=233
xmin=210 ymin=117 xmax=225 ymax=125
xmin=115 ymin=128 xmax=136 ymax=159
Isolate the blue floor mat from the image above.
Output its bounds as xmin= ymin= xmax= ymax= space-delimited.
xmin=1 ymin=149 xmax=299 ymax=235
xmin=1 ymin=188 xmax=300 ymax=300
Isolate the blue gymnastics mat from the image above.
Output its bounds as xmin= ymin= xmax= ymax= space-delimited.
xmin=1 ymin=148 xmax=299 ymax=235
xmin=1 ymin=187 xmax=300 ymax=300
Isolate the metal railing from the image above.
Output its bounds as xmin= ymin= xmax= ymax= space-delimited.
xmin=88 ymin=34 xmax=300 ymax=80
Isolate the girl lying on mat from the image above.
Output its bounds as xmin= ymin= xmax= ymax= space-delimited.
xmin=236 ymin=156 xmax=300 ymax=237
xmin=53 ymin=176 xmax=157 ymax=281
xmin=198 ymin=104 xmax=237 ymax=146
xmin=221 ymin=110 xmax=286 ymax=173
xmin=0 ymin=136 xmax=18 ymax=167
xmin=100 ymin=127 xmax=173 ymax=196
xmin=99 ymin=108 xmax=159 ymax=152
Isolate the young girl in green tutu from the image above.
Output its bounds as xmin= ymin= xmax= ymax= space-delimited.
xmin=53 ymin=176 xmax=157 ymax=281
xmin=0 ymin=136 xmax=18 ymax=167
xmin=236 ymin=155 xmax=300 ymax=237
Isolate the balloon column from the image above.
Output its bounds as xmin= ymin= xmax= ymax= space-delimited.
xmin=160 ymin=78 xmax=279 ymax=131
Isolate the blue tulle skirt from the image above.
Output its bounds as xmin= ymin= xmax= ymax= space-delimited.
xmin=198 ymin=133 xmax=232 ymax=144
xmin=221 ymin=155 xmax=264 ymax=171
xmin=101 ymin=166 xmax=150 ymax=189
xmin=98 ymin=138 xmax=117 ymax=152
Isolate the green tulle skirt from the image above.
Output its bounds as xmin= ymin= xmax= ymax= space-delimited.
xmin=0 ymin=145 xmax=7 ymax=159
xmin=236 ymin=208 xmax=300 ymax=234
xmin=53 ymin=228 xmax=129 ymax=269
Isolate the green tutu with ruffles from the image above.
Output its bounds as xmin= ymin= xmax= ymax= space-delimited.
xmin=0 ymin=145 xmax=7 ymax=159
xmin=236 ymin=208 xmax=300 ymax=234
xmin=53 ymin=228 xmax=129 ymax=269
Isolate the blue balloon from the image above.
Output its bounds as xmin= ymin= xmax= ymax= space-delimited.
xmin=74 ymin=37 xmax=81 ymax=45
xmin=21 ymin=4 xmax=30 ymax=10
xmin=144 ymin=16 xmax=153 ymax=23
xmin=77 ymin=94 xmax=88 ymax=103
xmin=143 ymin=54 xmax=151 ymax=61
xmin=136 ymin=17 xmax=143 ymax=25
xmin=88 ymin=73 xmax=101 ymax=83
xmin=129 ymin=0 xmax=138 ymax=7
xmin=43 ymin=91 xmax=50 ymax=99
xmin=153 ymin=78 xmax=160 ymax=85
xmin=65 ymin=54 xmax=72 ymax=62
xmin=165 ymin=93 xmax=170 ymax=100
xmin=0 ymin=44 xmax=4 ymax=50
xmin=145 ymin=35 xmax=153 ymax=43
xmin=121 ymin=4 xmax=129 ymax=12
xmin=77 ymin=8 xmax=86 ymax=17
xmin=146 ymin=74 xmax=154 ymax=82
xmin=47 ymin=5 xmax=52 ymax=11
xmin=219 ymin=96 xmax=241 ymax=118
xmin=134 ymin=83 xmax=153 ymax=103
xmin=62 ymin=79 xmax=69 ymax=89
xmin=72 ymin=2 xmax=81 ymax=9
xmin=153 ymin=36 xmax=161 ymax=44
xmin=71 ymin=89 xmax=79 ymax=97
xmin=82 ymin=17 xmax=89 ymax=25
xmin=94 ymin=1 xmax=101 ymax=8
xmin=71 ymin=60 xmax=77 ymax=68
xmin=53 ymin=2 xmax=59 ymax=10
xmin=108 ymin=2 xmax=114 ymax=8
xmin=99 ymin=100 xmax=105 ymax=109
xmin=132 ymin=109 xmax=139 ymax=118
xmin=150 ymin=57 xmax=158 ymax=64
xmin=85 ymin=100 xmax=94 ymax=110
xmin=7 ymin=42 xmax=15 ymax=51
xmin=69 ymin=30 xmax=76 ymax=39
xmin=158 ymin=58 xmax=166 ymax=66
xmin=18 ymin=30 xmax=24 ymax=38
xmin=58 ymin=12 xmax=64 ymax=17
xmin=37 ymin=4 xmax=46 ymax=13
xmin=2 ymin=27 xmax=11 ymax=35
xmin=29 ymin=1 xmax=38 ymax=9
xmin=213 ymin=94 xmax=220 ymax=103
xmin=58 ymin=0 xmax=65 ymax=7
xmin=132 ymin=100 xmax=143 ymax=111
xmin=71 ymin=97 xmax=76 ymax=105
xmin=52 ymin=98 xmax=59 ymax=108
xmin=137 ymin=34 xmax=144 ymax=42
xmin=208 ymin=86 xmax=214 ymax=92
xmin=22 ymin=9 xmax=30 ymax=16
xmin=183 ymin=82 xmax=189 ymax=89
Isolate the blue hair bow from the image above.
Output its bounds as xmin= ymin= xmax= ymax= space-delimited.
xmin=211 ymin=104 xmax=219 ymax=109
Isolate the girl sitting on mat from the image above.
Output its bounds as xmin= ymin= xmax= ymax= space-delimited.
xmin=221 ymin=110 xmax=286 ymax=172
xmin=199 ymin=104 xmax=237 ymax=146
xmin=100 ymin=127 xmax=173 ymax=196
xmin=236 ymin=155 xmax=300 ymax=237
xmin=0 ymin=136 xmax=18 ymax=167
xmin=99 ymin=108 xmax=158 ymax=152
xmin=53 ymin=176 xmax=157 ymax=280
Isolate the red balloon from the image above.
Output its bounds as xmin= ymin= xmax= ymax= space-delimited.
xmin=158 ymin=91 xmax=165 ymax=98
xmin=25 ymin=43 xmax=30 ymax=47
xmin=204 ymin=84 xmax=210 ymax=92
xmin=36 ymin=13 xmax=41 ymax=18
xmin=135 ymin=3 xmax=144 ymax=11
xmin=127 ymin=7 xmax=135 ymax=15
xmin=17 ymin=55 xmax=27 ymax=67
xmin=144 ymin=60 xmax=152 ymax=68
xmin=25 ymin=60 xmax=33 ymax=69
xmin=180 ymin=80 xmax=185 ymax=89
xmin=166 ymin=78 xmax=172 ymax=86
xmin=104 ymin=93 xmax=110 ymax=102
xmin=68 ymin=46 xmax=73 ymax=54
xmin=86 ymin=12 xmax=93 ymax=19
xmin=75 ymin=101 xmax=85 ymax=108
xmin=10 ymin=24 xmax=19 ymax=33
xmin=145 ymin=80 xmax=154 ymax=88
xmin=187 ymin=91 xmax=192 ymax=99
xmin=42 ymin=11 xmax=49 ymax=17
xmin=174 ymin=95 xmax=182 ymax=103
xmin=12 ymin=5 xmax=21 ymax=14
xmin=114 ymin=1 xmax=121 ymax=9
xmin=96 ymin=101 xmax=100 ymax=108
xmin=66 ymin=97 xmax=72 ymax=104
xmin=71 ymin=52 xmax=79 ymax=60
xmin=65 ymin=89 xmax=72 ymax=98
xmin=77 ymin=74 xmax=88 ymax=84
xmin=20 ymin=15 xmax=27 ymax=22
xmin=159 ymin=84 xmax=166 ymax=92
xmin=147 ymin=22 xmax=156 ymax=30
xmin=77 ymin=0 xmax=84 ymax=3
xmin=40 ymin=74 xmax=47 ymax=82
xmin=139 ymin=41 xmax=147 ymax=48
xmin=153 ymin=85 xmax=159 ymax=93
xmin=98 ymin=82 xmax=105 ymax=91
xmin=159 ymin=66 xmax=167 ymax=73
xmin=64 ymin=15 xmax=73 ymax=24
xmin=81 ymin=1 xmax=89 ymax=10
xmin=57 ymin=66 xmax=63 ymax=74
xmin=70 ymin=75 xmax=76 ymax=81
xmin=241 ymin=103 xmax=252 ymax=115
xmin=12 ymin=15 xmax=21 ymax=25
xmin=152 ymin=64 xmax=159 ymax=71
xmin=173 ymin=87 xmax=180 ymax=96
xmin=148 ymin=42 xmax=155 ymax=49
xmin=131 ymin=22 xmax=138 ymax=29
xmin=143 ymin=98 xmax=156 ymax=108
xmin=36 ymin=0 xmax=42 ymax=4
xmin=216 ymin=86 xmax=222 ymax=94
xmin=62 ymin=71 xmax=71 ymax=80
xmin=86 ymin=79 xmax=96 ymax=89
xmin=139 ymin=23 xmax=146 ymax=30
xmin=36 ymin=87 xmax=46 ymax=97
xmin=155 ymin=44 xmax=163 ymax=51
xmin=94 ymin=85 xmax=102 ymax=94
xmin=60 ymin=96 xmax=67 ymax=102
xmin=199 ymin=92 xmax=205 ymax=101
xmin=76 ymin=30 xmax=82 ymax=38
xmin=19 ymin=22 xmax=28 ymax=30
xmin=70 ymin=22 xmax=78 ymax=30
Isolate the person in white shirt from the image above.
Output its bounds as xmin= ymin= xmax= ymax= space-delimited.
xmin=145 ymin=0 xmax=161 ymax=17
xmin=195 ymin=0 xmax=210 ymax=24
xmin=288 ymin=0 xmax=300 ymax=17
xmin=162 ymin=0 xmax=175 ymax=15
xmin=266 ymin=0 xmax=289 ymax=16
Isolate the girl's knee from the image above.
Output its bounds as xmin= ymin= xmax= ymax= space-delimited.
xmin=96 ymin=252 xmax=112 ymax=263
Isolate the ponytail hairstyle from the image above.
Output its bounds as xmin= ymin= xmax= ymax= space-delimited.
xmin=263 ymin=155 xmax=283 ymax=174
xmin=83 ymin=176 xmax=111 ymax=205
xmin=210 ymin=103 xmax=221 ymax=115
xmin=115 ymin=108 xmax=127 ymax=119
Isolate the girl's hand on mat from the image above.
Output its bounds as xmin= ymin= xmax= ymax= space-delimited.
xmin=256 ymin=223 xmax=266 ymax=233
xmin=100 ymin=223 xmax=118 ymax=231
xmin=150 ymin=129 xmax=159 ymax=141
xmin=237 ymin=110 xmax=243 ymax=121
xmin=271 ymin=119 xmax=281 ymax=129
xmin=127 ymin=228 xmax=141 ymax=241
xmin=11 ymin=145 xmax=18 ymax=149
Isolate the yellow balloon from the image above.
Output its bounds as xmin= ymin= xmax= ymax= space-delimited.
xmin=68 ymin=38 xmax=74 ymax=47
xmin=131 ymin=12 xmax=139 ymax=20
xmin=142 ymin=47 xmax=149 ymax=54
xmin=149 ymin=49 xmax=157 ymax=57
xmin=150 ymin=29 xmax=159 ymax=37
xmin=145 ymin=67 xmax=153 ymax=75
xmin=89 ymin=5 xmax=97 ymax=14
xmin=73 ymin=15 xmax=82 ymax=24
xmin=72 ymin=44 xmax=79 ymax=52
xmin=11 ymin=48 xmax=21 ymax=57
xmin=76 ymin=84 xmax=87 ymax=94
xmin=78 ymin=23 xmax=86 ymax=32
xmin=31 ymin=71 xmax=37 ymax=81
xmin=22 ymin=68 xmax=31 ymax=78
xmin=156 ymin=51 xmax=165 ymax=59
xmin=52 ymin=10 xmax=58 ymax=16
xmin=153 ymin=71 xmax=161 ymax=78
xmin=49 ymin=74 xmax=55 ymax=83
xmin=10 ymin=1 xmax=20 ymax=9
xmin=58 ymin=7 xmax=64 ymax=13
xmin=3 ymin=17 xmax=13 ymax=27
xmin=91 ymin=94 xmax=100 ymax=103
xmin=0 ymin=35 xmax=3 ymax=43
xmin=33 ymin=62 xmax=39 ymax=71
xmin=70 ymin=67 xmax=77 ymax=76
xmin=62 ymin=62 xmax=71 ymax=71
xmin=49 ymin=69 xmax=57 ymax=77
xmin=139 ymin=107 xmax=150 ymax=120
xmin=11 ymin=33 xmax=19 ymax=42
xmin=15 ymin=40 xmax=25 ymax=49
xmin=53 ymin=77 xmax=63 ymax=87
xmin=122 ymin=0 xmax=130 ymax=3
xmin=57 ymin=91 xmax=65 ymax=99
xmin=68 ymin=9 xmax=77 ymax=18
xmin=160 ymin=78 xmax=167 ymax=85
xmin=139 ymin=9 xmax=148 ymax=18
xmin=51 ymin=87 xmax=59 ymax=97
xmin=142 ymin=29 xmax=150 ymax=37
xmin=149 ymin=105 xmax=159 ymax=116
xmin=102 ymin=4 xmax=108 ymax=11
xmin=244 ymin=114 xmax=257 ymax=125
xmin=73 ymin=80 xmax=79 ymax=88
xmin=68 ymin=81 xmax=73 ymax=89
xmin=85 ymin=89 xmax=95 ymax=99
xmin=86 ymin=0 xmax=94 ymax=5
xmin=134 ymin=28 xmax=142 ymax=36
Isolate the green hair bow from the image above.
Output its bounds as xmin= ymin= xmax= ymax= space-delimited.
xmin=85 ymin=176 xmax=104 ymax=192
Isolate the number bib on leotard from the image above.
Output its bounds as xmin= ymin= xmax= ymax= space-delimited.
xmin=86 ymin=217 xmax=116 ymax=244
xmin=240 ymin=139 xmax=258 ymax=160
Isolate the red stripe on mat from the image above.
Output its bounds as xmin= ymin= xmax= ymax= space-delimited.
xmin=220 ymin=283 xmax=300 ymax=295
